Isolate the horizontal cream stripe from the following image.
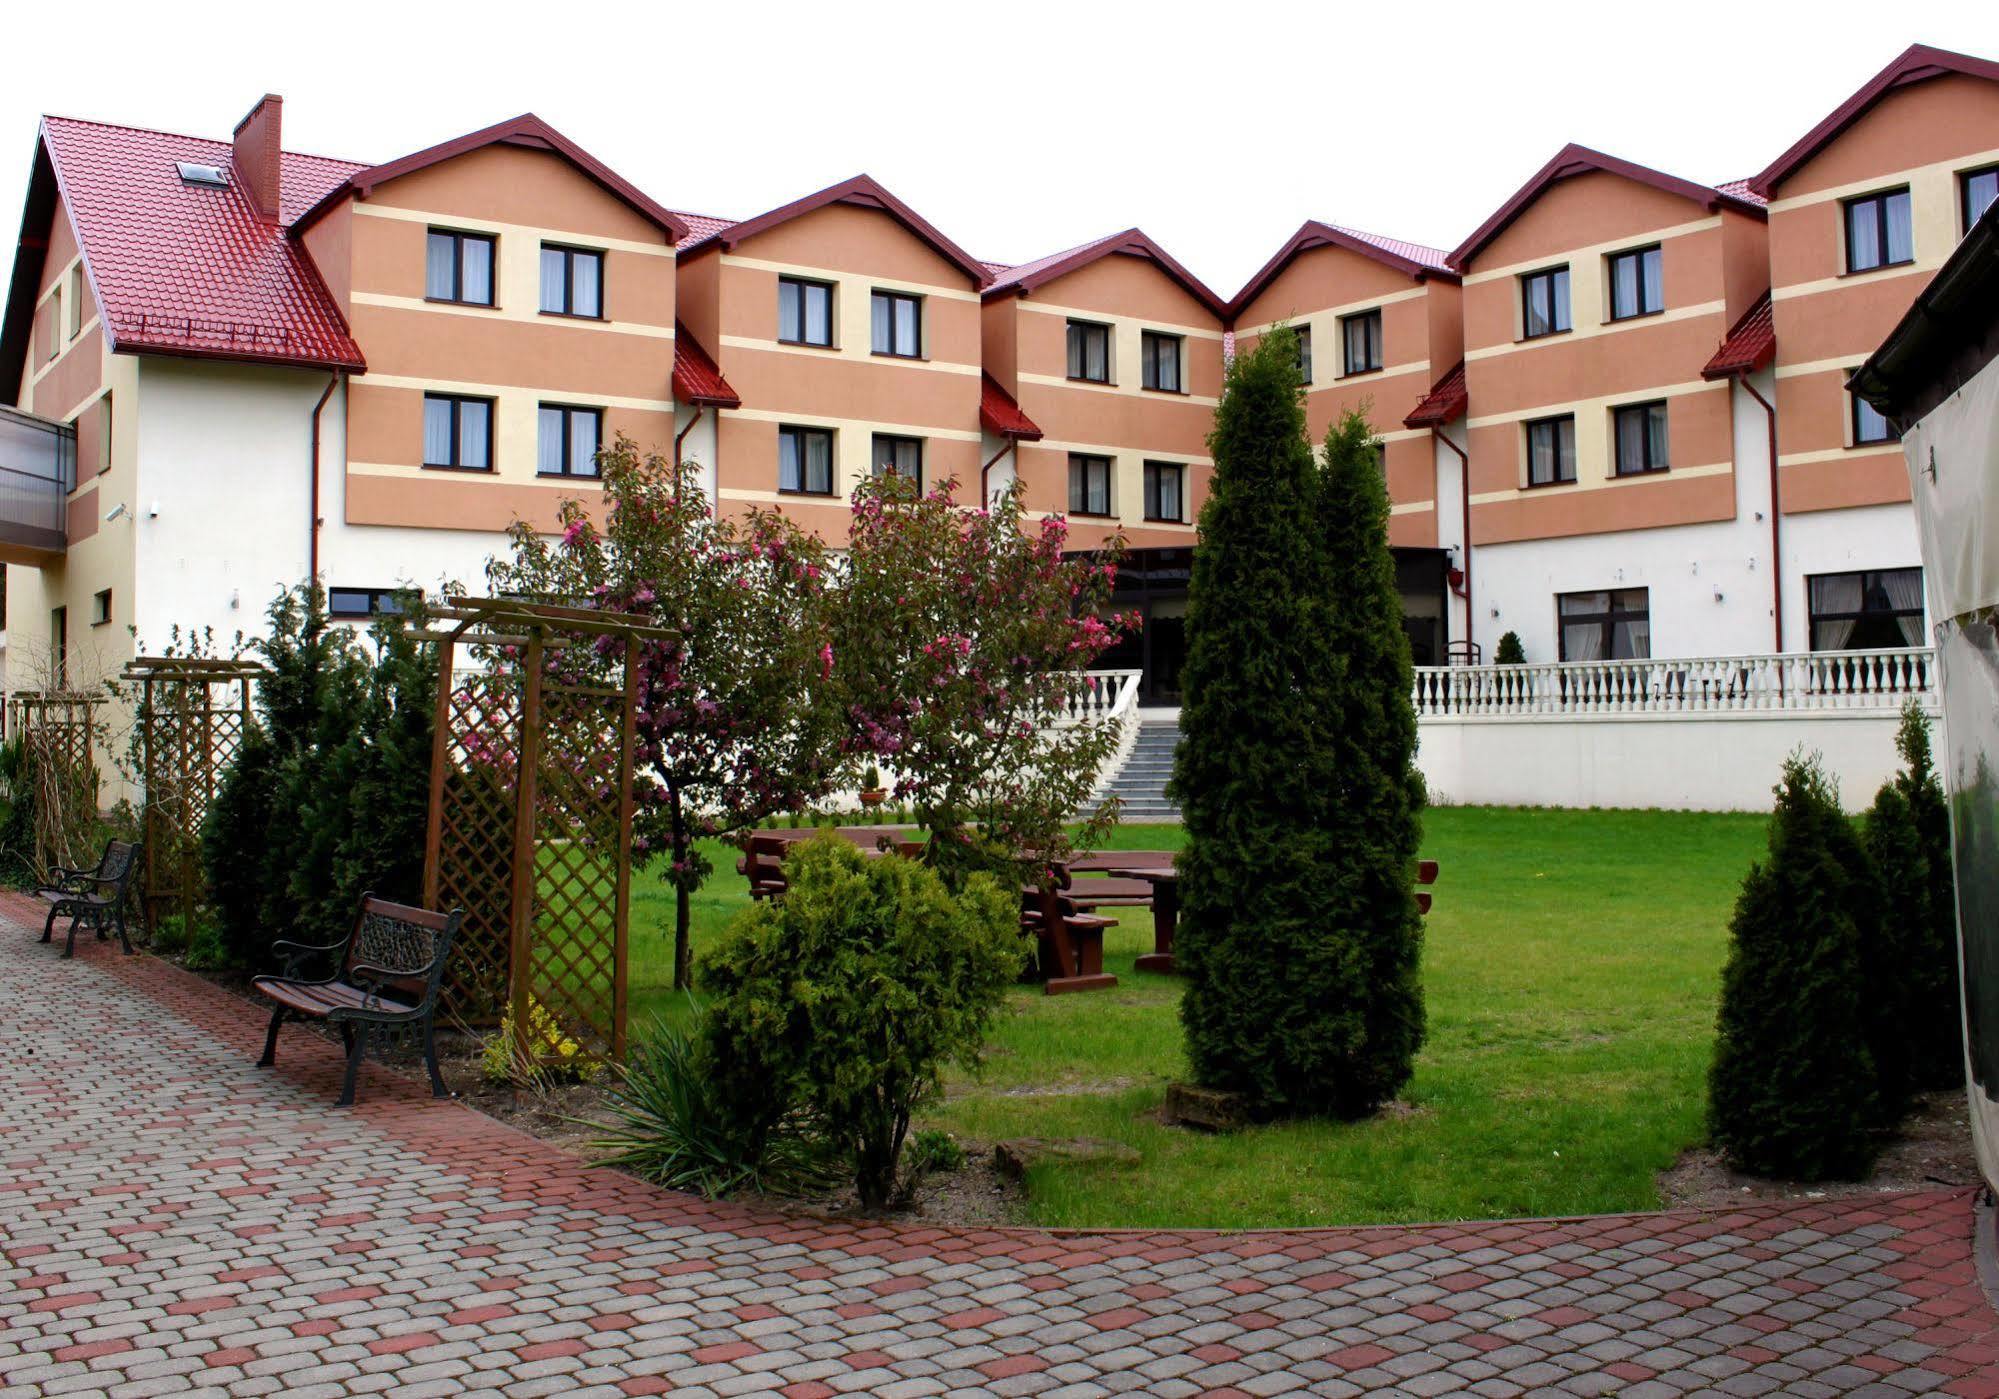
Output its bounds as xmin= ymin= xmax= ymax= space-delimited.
xmin=1466 ymin=377 xmax=1724 ymax=429
xmin=1771 ymin=263 xmax=1933 ymax=302
xmin=1778 ymin=445 xmax=1906 ymax=468
xmin=352 ymin=291 xmax=675 ymax=339
xmin=1465 ymin=299 xmax=1724 ymax=361
xmin=353 ymin=201 xmax=676 ymax=258
xmin=1764 ymin=144 xmax=1999 ymax=212
xmin=722 ymin=406 xmax=982 ymax=442
xmin=1029 ymin=437 xmax=1214 ymax=467
xmin=1468 ymin=460 xmax=1732 ymax=505
xmin=1775 ymin=355 xmax=1873 ymax=381
xmin=1310 ymin=358 xmax=1431 ymax=389
xmin=1018 ymin=371 xmax=1219 ymax=407
xmin=718 ymin=253 xmax=981 ymax=301
xmin=1016 ymin=300 xmax=1225 ymax=340
xmin=717 ymin=336 xmax=981 ymax=376
xmin=1389 ymin=501 xmax=1436 ymax=516
xmin=347 ymin=460 xmax=602 ymax=486
xmin=354 ymin=373 xmax=673 ymax=413
xmin=1462 ymin=216 xmax=1722 ymax=284
xmin=1235 ymin=283 xmax=1429 ymax=337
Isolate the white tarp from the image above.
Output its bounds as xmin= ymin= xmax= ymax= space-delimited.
xmin=1902 ymin=360 xmax=1999 ymax=619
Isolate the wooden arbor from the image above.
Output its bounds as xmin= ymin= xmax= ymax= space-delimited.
xmin=119 ymin=657 xmax=262 ymax=933
xmin=420 ymin=599 xmax=667 ymax=1067
xmin=8 ymin=690 xmax=106 ymax=875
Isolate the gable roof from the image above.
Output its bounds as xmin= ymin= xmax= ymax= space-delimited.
xmin=1403 ymin=361 xmax=1468 ymax=429
xmin=1231 ymin=220 xmax=1456 ymax=319
xmin=979 ymin=374 xmax=1041 ymax=440
xmin=982 ymin=228 xmax=1227 ymax=320
xmin=1751 ymin=44 xmax=1999 ymax=198
xmin=3 ymin=116 xmax=366 ymax=397
xmin=671 ymin=322 xmax=739 ymax=408
xmin=1702 ymin=292 xmax=1776 ymax=380
xmin=289 ymin=113 xmax=687 ymax=242
xmin=671 ymin=209 xmax=736 ymax=250
xmin=675 ymin=174 xmax=988 ymax=286
xmin=1449 ymin=143 xmax=1767 ymax=270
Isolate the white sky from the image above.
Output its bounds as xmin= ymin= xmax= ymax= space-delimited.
xmin=9 ymin=0 xmax=1999 ymax=299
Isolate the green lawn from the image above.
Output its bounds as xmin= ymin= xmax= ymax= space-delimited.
xmin=626 ymin=808 xmax=1767 ymax=1229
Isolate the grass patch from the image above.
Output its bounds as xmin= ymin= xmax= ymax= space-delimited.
xmin=626 ymin=807 xmax=1764 ymax=1228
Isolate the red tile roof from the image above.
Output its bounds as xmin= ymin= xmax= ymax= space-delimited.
xmin=1701 ymin=292 xmax=1776 ymax=380
xmin=1449 ymin=144 xmax=1767 ymax=270
xmin=290 ymin=113 xmax=687 ymax=243
xmin=1230 ymin=220 xmax=1457 ymax=320
xmin=1403 ymin=361 xmax=1468 ymax=428
xmin=1749 ymin=44 xmax=1999 ymax=198
xmin=1712 ymin=179 xmax=1767 ymax=208
xmin=13 ymin=116 xmax=366 ymax=375
xmin=676 ymin=175 xmax=989 ymax=287
xmin=982 ymin=229 xmax=1227 ymax=320
xmin=672 ymin=322 xmax=739 ymax=408
xmin=671 ymin=211 xmax=737 ymax=250
xmin=978 ymin=374 xmax=1041 ymax=440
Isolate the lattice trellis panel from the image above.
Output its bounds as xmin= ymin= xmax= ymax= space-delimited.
xmin=430 ymin=671 xmax=523 ymax=1023
xmin=9 ymin=693 xmax=104 ymax=875
xmin=124 ymin=661 xmax=258 ymax=934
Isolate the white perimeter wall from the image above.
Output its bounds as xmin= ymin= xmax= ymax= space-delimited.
xmin=1417 ymin=710 xmax=1912 ymax=813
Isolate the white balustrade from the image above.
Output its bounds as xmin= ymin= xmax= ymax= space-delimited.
xmin=1062 ymin=669 xmax=1142 ymax=724
xmin=1411 ymin=647 xmax=1936 ymax=720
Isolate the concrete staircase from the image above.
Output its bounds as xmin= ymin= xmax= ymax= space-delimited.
xmin=1095 ymin=713 xmax=1182 ymax=822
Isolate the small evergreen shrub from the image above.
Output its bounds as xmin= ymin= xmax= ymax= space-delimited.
xmin=1884 ymin=703 xmax=1962 ymax=1090
xmin=1708 ymin=753 xmax=1882 ymax=1180
xmin=905 ymin=1128 xmax=966 ymax=1176
xmin=1495 ymin=631 xmax=1526 ymax=665
xmin=702 ymin=837 xmax=1018 ymax=1208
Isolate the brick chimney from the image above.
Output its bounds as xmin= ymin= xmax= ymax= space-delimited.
xmin=232 ymin=94 xmax=283 ymax=222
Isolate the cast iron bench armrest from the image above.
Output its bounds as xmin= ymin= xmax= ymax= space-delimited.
xmin=271 ymin=936 xmax=351 ymax=979
xmin=349 ymin=960 xmax=441 ymax=988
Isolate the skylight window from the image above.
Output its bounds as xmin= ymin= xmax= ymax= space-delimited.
xmin=176 ymin=161 xmax=229 ymax=188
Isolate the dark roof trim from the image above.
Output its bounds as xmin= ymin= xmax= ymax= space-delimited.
xmin=1449 ymin=143 xmax=1766 ymax=270
xmin=1851 ymin=196 xmax=1999 ymax=427
xmin=1750 ymin=44 xmax=1999 ymax=199
xmin=289 ymin=113 xmax=688 ymax=243
xmin=0 ymin=137 xmax=59 ymax=407
xmin=1229 ymin=221 xmax=1459 ymax=320
xmin=675 ymin=174 xmax=989 ymax=287
xmin=983 ymin=228 xmax=1227 ymax=320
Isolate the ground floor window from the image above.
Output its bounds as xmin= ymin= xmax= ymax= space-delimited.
xmin=1808 ymin=568 xmax=1923 ymax=650
xmin=329 ymin=588 xmax=406 ymax=620
xmin=1557 ymin=587 xmax=1650 ymax=661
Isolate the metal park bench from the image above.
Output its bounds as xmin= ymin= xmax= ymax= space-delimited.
xmin=37 ymin=839 xmax=139 ymax=959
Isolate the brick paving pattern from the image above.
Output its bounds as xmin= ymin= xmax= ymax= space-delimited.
xmin=2 ymin=900 xmax=1996 ymax=1397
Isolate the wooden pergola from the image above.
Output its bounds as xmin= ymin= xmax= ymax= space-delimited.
xmin=417 ymin=599 xmax=672 ymax=1067
xmin=7 ymin=689 xmax=106 ymax=874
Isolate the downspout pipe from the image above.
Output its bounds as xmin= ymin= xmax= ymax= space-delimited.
xmin=308 ymin=371 xmax=340 ymax=585
xmin=1735 ymin=374 xmax=1782 ymax=651
xmin=1431 ymin=427 xmax=1472 ymax=660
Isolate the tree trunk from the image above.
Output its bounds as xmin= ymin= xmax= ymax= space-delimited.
xmin=670 ymin=786 xmax=692 ymax=990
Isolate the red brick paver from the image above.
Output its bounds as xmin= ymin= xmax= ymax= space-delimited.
xmin=2 ymin=903 xmax=1995 ymax=1396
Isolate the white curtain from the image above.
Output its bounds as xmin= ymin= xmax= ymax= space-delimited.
xmin=1810 ymin=573 xmax=1864 ymax=650
xmin=1882 ymin=568 xmax=1925 ymax=644
xmin=1563 ymin=623 xmax=1605 ymax=661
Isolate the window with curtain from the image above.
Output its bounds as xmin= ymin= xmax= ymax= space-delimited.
xmin=1612 ymin=401 xmax=1670 ymax=475
xmin=778 ymin=425 xmax=834 ymax=494
xmin=1526 ymin=415 xmax=1576 ymax=486
xmin=1809 ymin=568 xmax=1924 ymax=650
xmin=1520 ymin=266 xmax=1571 ymax=339
xmin=1851 ymin=385 xmax=1897 ymax=445
xmin=539 ymin=245 xmax=604 ymax=318
xmin=871 ymin=290 xmax=922 ymax=357
xmin=1341 ymin=309 xmax=1383 ymax=374
xmin=1142 ymin=461 xmax=1184 ymax=522
xmin=1069 ymin=454 xmax=1113 ymax=516
xmin=1067 ymin=321 xmax=1111 ymax=382
xmin=423 ymin=394 xmax=493 ymax=469
xmin=1607 ymin=245 xmax=1663 ymax=320
xmin=871 ymin=433 xmax=922 ymax=487
xmin=426 ymin=230 xmax=495 ymax=305
xmin=537 ymin=405 xmax=602 ymax=477
xmin=1844 ymin=188 xmax=1913 ymax=273
xmin=1295 ymin=325 xmax=1313 ymax=384
xmin=1964 ymin=166 xmax=1999 ymax=233
xmin=778 ymin=278 xmax=834 ymax=346
xmin=1141 ymin=331 xmax=1183 ymax=391
xmin=1558 ymin=588 xmax=1650 ymax=661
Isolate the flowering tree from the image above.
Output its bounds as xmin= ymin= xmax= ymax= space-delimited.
xmin=491 ymin=439 xmax=845 ymax=987
xmin=833 ymin=473 xmax=1135 ymax=886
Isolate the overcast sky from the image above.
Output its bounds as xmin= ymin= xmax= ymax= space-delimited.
xmin=9 ymin=1 xmax=1999 ymax=298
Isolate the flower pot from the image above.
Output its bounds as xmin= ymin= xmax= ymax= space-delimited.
xmin=859 ymin=790 xmax=886 ymax=807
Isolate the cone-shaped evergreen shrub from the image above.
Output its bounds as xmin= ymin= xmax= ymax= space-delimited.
xmin=1871 ymin=703 xmax=1964 ymax=1092
xmin=1708 ymin=753 xmax=1881 ymax=1179
xmin=1495 ymin=631 xmax=1526 ymax=665
xmin=1169 ymin=330 xmax=1425 ymax=1118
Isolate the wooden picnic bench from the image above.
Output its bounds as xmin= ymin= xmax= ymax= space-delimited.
xmin=252 ymin=895 xmax=462 ymax=1108
xmin=37 ymin=839 xmax=139 ymax=959
xmin=738 ymin=827 xmax=924 ymax=901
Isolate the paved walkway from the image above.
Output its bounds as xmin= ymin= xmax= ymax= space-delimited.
xmin=2 ymin=914 xmax=1996 ymax=1398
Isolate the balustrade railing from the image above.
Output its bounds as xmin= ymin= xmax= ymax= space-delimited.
xmin=1412 ymin=647 xmax=1935 ymax=719
xmin=1063 ymin=669 xmax=1143 ymax=724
